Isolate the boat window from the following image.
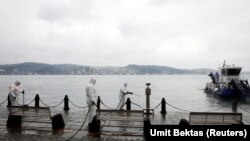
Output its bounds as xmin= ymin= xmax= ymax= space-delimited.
xmin=227 ymin=69 xmax=241 ymax=75
xmin=221 ymin=68 xmax=241 ymax=75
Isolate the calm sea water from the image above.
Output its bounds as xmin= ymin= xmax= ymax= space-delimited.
xmin=1 ymin=75 xmax=250 ymax=112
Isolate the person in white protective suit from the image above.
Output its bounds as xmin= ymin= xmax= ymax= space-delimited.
xmin=85 ymin=78 xmax=98 ymax=126
xmin=8 ymin=80 xmax=24 ymax=105
xmin=118 ymin=83 xmax=133 ymax=110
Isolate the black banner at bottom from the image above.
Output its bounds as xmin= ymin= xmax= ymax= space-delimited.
xmin=144 ymin=125 xmax=250 ymax=141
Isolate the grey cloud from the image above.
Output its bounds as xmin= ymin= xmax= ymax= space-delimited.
xmin=0 ymin=0 xmax=250 ymax=70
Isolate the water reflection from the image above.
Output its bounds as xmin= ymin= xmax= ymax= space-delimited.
xmin=0 ymin=75 xmax=249 ymax=113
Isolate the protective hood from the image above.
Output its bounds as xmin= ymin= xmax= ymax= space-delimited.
xmin=14 ymin=81 xmax=21 ymax=86
xmin=89 ymin=78 xmax=96 ymax=85
xmin=123 ymin=83 xmax=128 ymax=88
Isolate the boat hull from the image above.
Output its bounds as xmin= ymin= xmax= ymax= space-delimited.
xmin=205 ymin=82 xmax=250 ymax=101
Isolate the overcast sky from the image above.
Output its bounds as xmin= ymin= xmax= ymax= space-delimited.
xmin=0 ymin=0 xmax=250 ymax=70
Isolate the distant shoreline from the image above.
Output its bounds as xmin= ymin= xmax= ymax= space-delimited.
xmin=1 ymin=62 xmax=249 ymax=75
xmin=0 ymin=62 xmax=218 ymax=75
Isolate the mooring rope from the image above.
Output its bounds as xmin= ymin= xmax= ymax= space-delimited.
xmin=163 ymin=99 xmax=230 ymax=113
xmin=39 ymin=99 xmax=50 ymax=107
xmin=69 ymin=99 xmax=88 ymax=108
xmin=50 ymin=98 xmax=64 ymax=108
xmin=97 ymin=98 xmax=128 ymax=118
xmin=100 ymin=100 xmax=114 ymax=109
xmin=130 ymin=99 xmax=230 ymax=112
xmin=131 ymin=102 xmax=143 ymax=109
xmin=26 ymin=99 xmax=35 ymax=105
xmin=165 ymin=102 xmax=190 ymax=112
xmin=4 ymin=97 xmax=34 ymax=106
xmin=120 ymin=102 xmax=127 ymax=109
xmin=39 ymin=98 xmax=64 ymax=108
xmin=154 ymin=101 xmax=162 ymax=109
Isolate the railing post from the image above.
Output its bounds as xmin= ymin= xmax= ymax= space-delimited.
xmin=126 ymin=98 xmax=131 ymax=110
xmin=35 ymin=94 xmax=40 ymax=107
xmin=7 ymin=95 xmax=11 ymax=107
xmin=161 ymin=98 xmax=167 ymax=114
xmin=64 ymin=95 xmax=70 ymax=111
xmin=97 ymin=96 xmax=100 ymax=110
xmin=232 ymin=99 xmax=238 ymax=113
xmin=145 ymin=83 xmax=151 ymax=115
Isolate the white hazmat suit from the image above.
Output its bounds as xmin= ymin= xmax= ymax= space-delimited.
xmin=85 ymin=78 xmax=97 ymax=124
xmin=118 ymin=83 xmax=132 ymax=109
xmin=8 ymin=81 xmax=23 ymax=105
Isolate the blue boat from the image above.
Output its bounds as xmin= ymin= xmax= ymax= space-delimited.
xmin=204 ymin=61 xmax=250 ymax=102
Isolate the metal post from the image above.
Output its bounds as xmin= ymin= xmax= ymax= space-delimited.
xmin=126 ymin=98 xmax=131 ymax=110
xmin=7 ymin=95 xmax=11 ymax=107
xmin=145 ymin=83 xmax=151 ymax=115
xmin=97 ymin=96 xmax=100 ymax=110
xmin=161 ymin=98 xmax=167 ymax=114
xmin=144 ymin=118 xmax=151 ymax=140
xmin=35 ymin=94 xmax=40 ymax=107
xmin=64 ymin=95 xmax=69 ymax=111
xmin=232 ymin=99 xmax=238 ymax=113
xmin=22 ymin=91 xmax=25 ymax=106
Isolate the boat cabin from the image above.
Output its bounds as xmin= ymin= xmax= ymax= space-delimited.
xmin=219 ymin=64 xmax=242 ymax=83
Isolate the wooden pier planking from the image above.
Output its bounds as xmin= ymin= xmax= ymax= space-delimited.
xmin=96 ymin=109 xmax=144 ymax=121
xmin=8 ymin=106 xmax=51 ymax=118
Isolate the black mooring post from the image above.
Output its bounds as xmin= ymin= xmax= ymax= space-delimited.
xmin=7 ymin=95 xmax=11 ymax=107
xmin=63 ymin=95 xmax=69 ymax=111
xmin=145 ymin=83 xmax=151 ymax=115
xmin=35 ymin=94 xmax=40 ymax=107
xmin=232 ymin=99 xmax=238 ymax=113
xmin=144 ymin=118 xmax=151 ymax=141
xmin=6 ymin=115 xmax=22 ymax=128
xmin=97 ymin=96 xmax=100 ymax=110
xmin=161 ymin=98 xmax=167 ymax=114
xmin=126 ymin=98 xmax=131 ymax=110
xmin=51 ymin=113 xmax=65 ymax=130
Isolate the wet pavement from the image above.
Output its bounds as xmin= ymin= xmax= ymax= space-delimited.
xmin=0 ymin=105 xmax=147 ymax=141
xmin=0 ymin=103 xmax=250 ymax=141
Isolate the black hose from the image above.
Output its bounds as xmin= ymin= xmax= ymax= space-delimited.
xmin=64 ymin=106 xmax=91 ymax=141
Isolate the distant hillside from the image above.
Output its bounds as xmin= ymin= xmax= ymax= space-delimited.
xmin=0 ymin=62 xmax=215 ymax=75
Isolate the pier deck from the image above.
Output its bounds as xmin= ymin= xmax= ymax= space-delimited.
xmin=0 ymin=105 xmax=250 ymax=141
